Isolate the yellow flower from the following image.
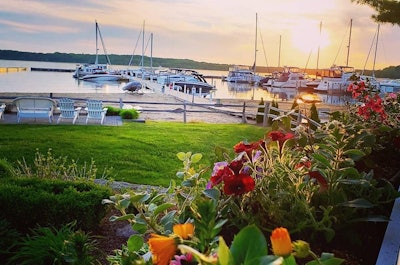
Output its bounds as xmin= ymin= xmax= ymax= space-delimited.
xmin=173 ymin=223 xmax=195 ymax=239
xmin=270 ymin=227 xmax=293 ymax=257
xmin=148 ymin=234 xmax=178 ymax=265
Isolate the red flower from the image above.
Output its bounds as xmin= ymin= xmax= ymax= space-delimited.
xmin=234 ymin=140 xmax=262 ymax=157
xmin=295 ymin=160 xmax=312 ymax=170
xmin=228 ymin=159 xmax=244 ymax=175
xmin=268 ymin=131 xmax=295 ymax=146
xmin=210 ymin=166 xmax=233 ymax=186
xmin=223 ymin=173 xmax=255 ymax=195
xmin=308 ymin=171 xmax=328 ymax=192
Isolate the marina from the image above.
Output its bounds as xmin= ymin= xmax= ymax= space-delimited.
xmin=0 ymin=60 xmax=353 ymax=106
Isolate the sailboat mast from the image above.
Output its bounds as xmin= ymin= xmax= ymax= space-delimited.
xmin=316 ymin=21 xmax=322 ymax=72
xmin=141 ymin=20 xmax=145 ymax=68
xmin=372 ymin=24 xmax=380 ymax=78
xmin=278 ymin=35 xmax=281 ymax=68
xmin=346 ymin=19 xmax=352 ymax=67
xmin=150 ymin=33 xmax=153 ymax=71
xmin=95 ymin=21 xmax=98 ymax=65
xmin=253 ymin=13 xmax=258 ymax=74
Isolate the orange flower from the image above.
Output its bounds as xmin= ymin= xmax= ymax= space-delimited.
xmin=148 ymin=234 xmax=178 ymax=265
xmin=270 ymin=227 xmax=293 ymax=257
xmin=173 ymin=223 xmax=195 ymax=239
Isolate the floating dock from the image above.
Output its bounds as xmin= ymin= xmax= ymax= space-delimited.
xmin=31 ymin=67 xmax=74 ymax=72
xmin=0 ymin=67 xmax=28 ymax=73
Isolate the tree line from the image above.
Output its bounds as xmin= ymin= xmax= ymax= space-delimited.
xmin=0 ymin=49 xmax=399 ymax=78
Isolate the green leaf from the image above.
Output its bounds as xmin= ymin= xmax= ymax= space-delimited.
xmin=340 ymin=198 xmax=375 ymax=208
xmin=191 ymin=153 xmax=203 ymax=163
xmin=176 ymin=152 xmax=188 ymax=161
xmin=153 ymin=203 xmax=175 ymax=216
xmin=132 ymin=223 xmax=147 ymax=234
xmin=119 ymin=198 xmax=131 ymax=209
xmin=343 ymin=149 xmax=365 ymax=161
xmin=127 ymin=235 xmax=144 ymax=252
xmin=312 ymin=153 xmax=332 ymax=169
xmin=306 ymin=252 xmax=345 ymax=265
xmin=230 ymin=225 xmax=268 ymax=265
xmin=109 ymin=214 xmax=135 ymax=222
xmin=203 ymin=188 xmax=220 ymax=201
xmin=350 ymin=215 xmax=390 ymax=223
xmin=182 ymin=178 xmax=196 ymax=187
xmin=218 ymin=236 xmax=233 ymax=265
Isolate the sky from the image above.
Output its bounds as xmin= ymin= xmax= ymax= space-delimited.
xmin=0 ymin=0 xmax=399 ymax=70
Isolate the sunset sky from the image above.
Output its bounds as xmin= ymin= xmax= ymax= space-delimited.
xmin=1 ymin=0 xmax=399 ymax=70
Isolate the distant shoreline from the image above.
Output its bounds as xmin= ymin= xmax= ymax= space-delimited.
xmin=2 ymin=49 xmax=398 ymax=78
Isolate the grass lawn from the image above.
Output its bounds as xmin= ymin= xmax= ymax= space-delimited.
xmin=0 ymin=121 xmax=267 ymax=186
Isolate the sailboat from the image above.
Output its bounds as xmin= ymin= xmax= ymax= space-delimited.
xmin=314 ymin=19 xmax=356 ymax=93
xmin=224 ymin=13 xmax=263 ymax=85
xmin=73 ymin=21 xmax=123 ymax=80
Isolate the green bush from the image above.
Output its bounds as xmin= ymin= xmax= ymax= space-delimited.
xmin=104 ymin=105 xmax=121 ymax=116
xmin=0 ymin=158 xmax=13 ymax=178
xmin=9 ymin=222 xmax=99 ymax=265
xmin=256 ymin=98 xmax=265 ymax=124
xmin=119 ymin=109 xmax=139 ymax=120
xmin=0 ymin=177 xmax=112 ymax=233
xmin=0 ymin=219 xmax=20 ymax=262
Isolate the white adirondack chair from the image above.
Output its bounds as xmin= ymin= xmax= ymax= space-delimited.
xmin=57 ymin=98 xmax=81 ymax=124
xmin=0 ymin=103 xmax=5 ymax=120
xmin=85 ymin=100 xmax=108 ymax=124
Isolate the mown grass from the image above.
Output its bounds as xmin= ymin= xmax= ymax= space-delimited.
xmin=0 ymin=121 xmax=267 ymax=186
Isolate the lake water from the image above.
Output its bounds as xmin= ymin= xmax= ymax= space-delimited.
xmin=0 ymin=59 xmax=351 ymax=105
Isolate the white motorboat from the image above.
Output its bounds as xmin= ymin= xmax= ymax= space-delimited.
xmin=314 ymin=65 xmax=355 ymax=93
xmin=79 ymin=72 xmax=128 ymax=82
xmin=379 ymin=79 xmax=400 ymax=93
xmin=271 ymin=67 xmax=308 ymax=88
xmin=223 ymin=65 xmax=262 ymax=84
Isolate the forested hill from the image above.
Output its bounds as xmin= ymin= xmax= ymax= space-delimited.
xmin=1 ymin=49 xmax=399 ymax=78
xmin=0 ymin=50 xmax=230 ymax=71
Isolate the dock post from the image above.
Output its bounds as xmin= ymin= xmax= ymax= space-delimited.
xmin=119 ymin=98 xmax=123 ymax=109
xmin=183 ymin=101 xmax=187 ymax=123
xmin=263 ymin=102 xmax=270 ymax=127
xmin=241 ymin=102 xmax=247 ymax=124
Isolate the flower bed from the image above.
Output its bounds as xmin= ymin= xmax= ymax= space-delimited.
xmin=103 ymin=76 xmax=400 ymax=264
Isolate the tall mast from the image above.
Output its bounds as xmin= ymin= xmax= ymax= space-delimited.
xmin=316 ymin=21 xmax=322 ymax=72
xmin=346 ymin=18 xmax=352 ymax=67
xmin=150 ymin=33 xmax=153 ymax=71
xmin=141 ymin=20 xmax=145 ymax=68
xmin=95 ymin=20 xmax=98 ymax=65
xmin=278 ymin=35 xmax=281 ymax=68
xmin=253 ymin=13 xmax=258 ymax=74
xmin=372 ymin=24 xmax=380 ymax=78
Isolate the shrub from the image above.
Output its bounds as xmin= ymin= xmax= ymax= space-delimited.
xmin=0 ymin=177 xmax=112 ymax=233
xmin=104 ymin=105 xmax=121 ymax=116
xmin=9 ymin=222 xmax=99 ymax=265
xmin=14 ymin=148 xmax=113 ymax=180
xmin=119 ymin=109 xmax=139 ymax=120
xmin=0 ymin=158 xmax=14 ymax=178
xmin=256 ymin=97 xmax=265 ymax=124
xmin=0 ymin=219 xmax=20 ymax=262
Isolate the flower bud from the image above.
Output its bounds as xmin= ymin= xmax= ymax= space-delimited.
xmin=293 ymin=240 xmax=311 ymax=258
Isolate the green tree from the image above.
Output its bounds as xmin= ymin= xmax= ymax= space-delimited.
xmin=352 ymin=0 xmax=400 ymax=25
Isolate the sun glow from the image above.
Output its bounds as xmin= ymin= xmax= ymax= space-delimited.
xmin=290 ymin=22 xmax=330 ymax=54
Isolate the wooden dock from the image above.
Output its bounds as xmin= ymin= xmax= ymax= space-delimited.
xmin=0 ymin=67 xmax=28 ymax=73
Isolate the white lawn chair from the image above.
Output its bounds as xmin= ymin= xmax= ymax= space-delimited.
xmin=0 ymin=103 xmax=5 ymax=120
xmin=85 ymin=100 xmax=108 ymax=124
xmin=57 ymin=98 xmax=81 ymax=124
